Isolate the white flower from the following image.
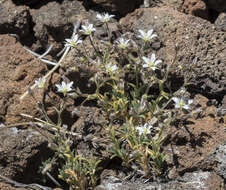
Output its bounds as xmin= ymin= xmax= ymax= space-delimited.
xmin=0 ymin=123 xmax=6 ymax=128
xmin=105 ymin=63 xmax=118 ymax=73
xmin=142 ymin=53 xmax=162 ymax=70
xmin=136 ymin=123 xmax=152 ymax=136
xmin=138 ymin=29 xmax=157 ymax=42
xmin=172 ymin=97 xmax=193 ymax=110
xmin=56 ymin=81 xmax=73 ymax=96
xmin=80 ymin=23 xmax=96 ymax=35
xmin=96 ymin=13 xmax=115 ymax=23
xmin=35 ymin=77 xmax=46 ymax=89
xmin=65 ymin=34 xmax=82 ymax=48
xmin=116 ymin=38 xmax=130 ymax=49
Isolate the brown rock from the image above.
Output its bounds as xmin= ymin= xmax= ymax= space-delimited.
xmin=0 ymin=182 xmax=27 ymax=190
xmin=0 ymin=127 xmax=51 ymax=183
xmin=120 ymin=7 xmax=226 ymax=97
xmin=30 ymin=0 xmax=87 ymax=54
xmin=12 ymin=0 xmax=39 ymax=5
xmin=92 ymin=0 xmax=143 ymax=15
xmin=162 ymin=94 xmax=226 ymax=180
xmin=183 ymin=0 xmax=209 ymax=20
xmin=0 ymin=0 xmax=31 ymax=38
xmin=95 ymin=171 xmax=225 ymax=189
xmin=206 ymin=0 xmax=226 ymax=12
xmin=215 ymin=12 xmax=226 ymax=32
xmin=0 ymin=34 xmax=48 ymax=124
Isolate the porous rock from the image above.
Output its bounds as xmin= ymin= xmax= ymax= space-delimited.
xmin=182 ymin=0 xmax=209 ymax=20
xmin=215 ymin=13 xmax=226 ymax=32
xmin=204 ymin=143 xmax=226 ymax=180
xmin=120 ymin=7 xmax=226 ymax=97
xmin=91 ymin=0 xmax=143 ymax=15
xmin=0 ymin=0 xmax=31 ymax=38
xmin=205 ymin=0 xmax=226 ymax=13
xmin=0 ymin=127 xmax=51 ymax=184
xmin=30 ymin=0 xmax=98 ymax=54
xmin=95 ymin=171 xmax=224 ymax=190
xmin=0 ymin=34 xmax=48 ymax=124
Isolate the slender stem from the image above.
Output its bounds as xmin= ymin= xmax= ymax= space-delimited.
xmin=81 ymin=42 xmax=89 ymax=58
xmin=163 ymin=45 xmax=178 ymax=82
xmin=141 ymin=41 xmax=147 ymax=55
xmin=46 ymin=172 xmax=61 ymax=187
xmin=105 ymin=22 xmax=111 ymax=41
xmin=135 ymin=65 xmax=139 ymax=97
xmin=20 ymin=113 xmax=55 ymax=126
xmin=1 ymin=121 xmax=42 ymax=128
xmin=89 ymin=35 xmax=98 ymax=54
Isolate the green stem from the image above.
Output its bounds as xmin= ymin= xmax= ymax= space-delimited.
xmin=141 ymin=41 xmax=147 ymax=55
xmin=105 ymin=22 xmax=111 ymax=41
xmin=135 ymin=65 xmax=139 ymax=97
xmin=89 ymin=35 xmax=102 ymax=61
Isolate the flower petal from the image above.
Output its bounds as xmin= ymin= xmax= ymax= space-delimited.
xmin=138 ymin=29 xmax=146 ymax=38
xmin=151 ymin=66 xmax=157 ymax=71
xmin=150 ymin=34 xmax=157 ymax=39
xmin=143 ymin=63 xmax=149 ymax=68
xmin=175 ymin=104 xmax=180 ymax=108
xmin=147 ymin=29 xmax=153 ymax=37
xmin=142 ymin=56 xmax=150 ymax=64
xmin=81 ymin=25 xmax=87 ymax=30
xmin=172 ymin=97 xmax=180 ymax=104
xmin=65 ymin=39 xmax=72 ymax=43
xmin=188 ymin=99 xmax=193 ymax=105
xmin=96 ymin=14 xmax=102 ymax=20
xmin=68 ymin=81 xmax=74 ymax=88
xmin=183 ymin=105 xmax=189 ymax=110
xmin=151 ymin=53 xmax=156 ymax=62
xmin=155 ymin=60 xmax=162 ymax=65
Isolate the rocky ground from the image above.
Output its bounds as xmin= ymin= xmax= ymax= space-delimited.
xmin=0 ymin=0 xmax=225 ymax=189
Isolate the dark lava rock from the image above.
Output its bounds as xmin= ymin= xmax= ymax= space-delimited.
xmin=120 ymin=7 xmax=226 ymax=98
xmin=205 ymin=0 xmax=226 ymax=13
xmin=0 ymin=182 xmax=27 ymax=190
xmin=95 ymin=171 xmax=224 ymax=190
xmin=0 ymin=0 xmax=31 ymax=38
xmin=182 ymin=0 xmax=209 ymax=20
xmin=11 ymin=0 xmax=40 ymax=6
xmin=0 ymin=127 xmax=51 ymax=184
xmin=30 ymin=0 xmax=84 ymax=53
xmin=215 ymin=13 xmax=226 ymax=32
xmin=30 ymin=0 xmax=119 ymax=55
xmin=205 ymin=143 xmax=226 ymax=180
xmin=89 ymin=0 xmax=143 ymax=16
xmin=30 ymin=0 xmax=94 ymax=54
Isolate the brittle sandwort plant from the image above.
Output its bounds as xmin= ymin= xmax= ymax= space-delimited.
xmin=7 ymin=12 xmax=202 ymax=189
xmin=24 ymin=82 xmax=102 ymax=190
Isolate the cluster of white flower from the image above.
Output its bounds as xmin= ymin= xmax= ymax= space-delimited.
xmin=34 ymin=12 xmax=193 ymax=112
